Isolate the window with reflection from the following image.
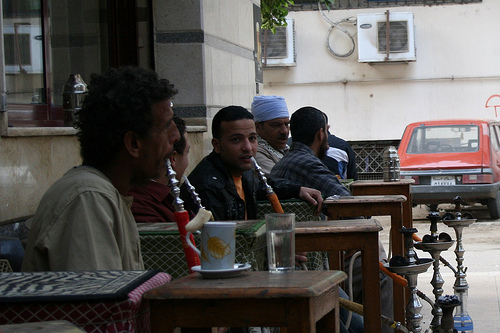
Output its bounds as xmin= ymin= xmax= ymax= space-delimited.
xmin=3 ymin=0 xmax=145 ymax=127
xmin=3 ymin=0 xmax=43 ymax=105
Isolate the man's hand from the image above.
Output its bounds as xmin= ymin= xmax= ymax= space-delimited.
xmin=298 ymin=187 xmax=323 ymax=215
xmin=295 ymin=252 xmax=308 ymax=268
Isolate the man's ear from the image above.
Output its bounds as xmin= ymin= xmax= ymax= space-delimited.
xmin=124 ymin=130 xmax=141 ymax=158
xmin=316 ymin=128 xmax=325 ymax=142
xmin=212 ymin=138 xmax=221 ymax=153
xmin=169 ymin=151 xmax=178 ymax=168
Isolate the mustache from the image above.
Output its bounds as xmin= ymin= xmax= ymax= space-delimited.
xmin=277 ymin=134 xmax=288 ymax=140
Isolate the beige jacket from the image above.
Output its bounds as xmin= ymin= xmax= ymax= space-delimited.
xmin=22 ymin=166 xmax=144 ymax=272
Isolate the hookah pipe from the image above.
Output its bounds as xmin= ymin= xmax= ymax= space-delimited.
xmin=409 ymin=199 xmax=468 ymax=275
xmin=380 ymin=262 xmax=437 ymax=309
xmin=165 ymin=160 xmax=201 ymax=272
xmin=251 ymin=157 xmax=285 ymax=214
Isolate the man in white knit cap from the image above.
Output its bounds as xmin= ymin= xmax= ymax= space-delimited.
xmin=251 ymin=95 xmax=290 ymax=175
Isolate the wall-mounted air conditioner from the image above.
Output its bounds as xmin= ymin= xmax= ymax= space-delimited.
xmin=261 ymin=18 xmax=296 ymax=67
xmin=357 ymin=12 xmax=416 ymax=63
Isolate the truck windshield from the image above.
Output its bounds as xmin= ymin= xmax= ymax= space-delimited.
xmin=406 ymin=125 xmax=479 ymax=154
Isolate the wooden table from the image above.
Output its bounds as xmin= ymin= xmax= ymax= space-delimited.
xmin=350 ymin=180 xmax=416 ymax=328
xmin=144 ymin=270 xmax=347 ymax=333
xmin=324 ymin=194 xmax=407 ymax=324
xmin=295 ymin=219 xmax=383 ymax=333
xmin=351 ymin=179 xmax=415 ymax=245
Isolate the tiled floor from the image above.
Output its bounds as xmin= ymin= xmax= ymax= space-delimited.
xmin=378 ymin=205 xmax=500 ymax=332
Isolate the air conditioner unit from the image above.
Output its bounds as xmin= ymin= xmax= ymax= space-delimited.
xmin=261 ymin=18 xmax=296 ymax=67
xmin=357 ymin=12 xmax=416 ymax=63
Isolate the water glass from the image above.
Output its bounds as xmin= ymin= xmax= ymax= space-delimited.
xmin=265 ymin=213 xmax=295 ymax=273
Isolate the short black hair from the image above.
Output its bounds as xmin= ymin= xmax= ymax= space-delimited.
xmin=75 ymin=67 xmax=177 ymax=168
xmin=173 ymin=116 xmax=187 ymax=155
xmin=212 ymin=105 xmax=254 ymax=139
xmin=290 ymin=106 xmax=327 ymax=146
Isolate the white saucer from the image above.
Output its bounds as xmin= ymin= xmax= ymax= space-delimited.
xmin=192 ymin=263 xmax=251 ymax=279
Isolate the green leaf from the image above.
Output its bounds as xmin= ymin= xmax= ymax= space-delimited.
xmin=261 ymin=0 xmax=336 ymax=32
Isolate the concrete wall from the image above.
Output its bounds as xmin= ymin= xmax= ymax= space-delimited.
xmin=0 ymin=130 xmax=81 ymax=222
xmin=262 ymin=0 xmax=500 ymax=141
xmin=0 ymin=129 xmax=204 ymax=223
xmin=153 ymin=0 xmax=259 ymax=155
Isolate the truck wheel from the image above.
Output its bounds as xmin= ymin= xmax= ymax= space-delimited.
xmin=487 ymin=191 xmax=500 ymax=219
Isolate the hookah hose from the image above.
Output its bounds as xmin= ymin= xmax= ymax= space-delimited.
xmin=267 ymin=192 xmax=285 ymax=214
xmin=379 ymin=261 xmax=408 ymax=287
xmin=339 ymin=298 xmax=410 ymax=333
xmin=175 ymin=210 xmax=201 ymax=272
xmin=165 ymin=161 xmax=201 ymax=272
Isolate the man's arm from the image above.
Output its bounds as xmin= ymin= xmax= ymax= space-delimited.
xmin=300 ymin=161 xmax=351 ymax=198
xmin=264 ymin=177 xmax=323 ymax=214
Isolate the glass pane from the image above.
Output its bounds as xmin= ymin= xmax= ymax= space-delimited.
xmin=407 ymin=125 xmax=479 ymax=154
xmin=3 ymin=0 xmax=44 ymax=104
xmin=48 ymin=0 xmax=108 ymax=106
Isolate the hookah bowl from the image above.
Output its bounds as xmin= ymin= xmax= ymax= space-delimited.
xmin=441 ymin=196 xmax=475 ymax=333
xmin=436 ymin=295 xmax=463 ymax=333
xmin=385 ymin=227 xmax=434 ymax=333
xmin=414 ymin=212 xmax=454 ymax=332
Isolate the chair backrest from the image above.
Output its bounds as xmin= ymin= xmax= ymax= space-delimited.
xmin=0 ymin=259 xmax=13 ymax=272
xmin=256 ymin=199 xmax=324 ymax=222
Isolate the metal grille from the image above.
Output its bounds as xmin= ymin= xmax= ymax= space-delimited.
xmin=291 ymin=0 xmax=481 ymax=10
xmin=349 ymin=140 xmax=401 ymax=180
xmin=0 ymin=259 xmax=13 ymax=272
xmin=138 ymin=221 xmax=267 ymax=279
xmin=261 ymin=27 xmax=288 ymax=59
xmin=378 ymin=21 xmax=409 ymax=52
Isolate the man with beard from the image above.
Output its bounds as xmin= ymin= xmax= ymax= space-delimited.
xmin=251 ymin=95 xmax=290 ymax=175
xmin=270 ymin=107 xmax=367 ymax=333
xmin=270 ymin=106 xmax=351 ymax=198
